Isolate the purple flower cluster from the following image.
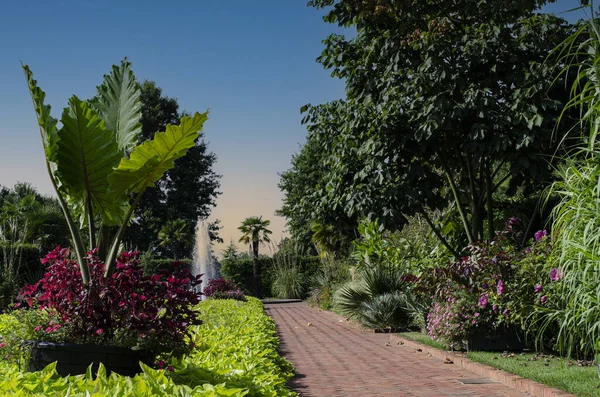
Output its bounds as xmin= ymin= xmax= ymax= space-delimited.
xmin=549 ymin=268 xmax=564 ymax=282
xmin=506 ymin=217 xmax=522 ymax=232
xmin=534 ymin=230 xmax=548 ymax=242
xmin=478 ymin=294 xmax=488 ymax=308
xmin=426 ymin=299 xmax=468 ymax=343
xmin=422 ymin=218 xmax=558 ymax=345
xmin=497 ymin=280 xmax=505 ymax=295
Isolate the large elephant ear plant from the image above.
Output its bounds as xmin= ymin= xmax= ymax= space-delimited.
xmin=23 ymin=59 xmax=208 ymax=285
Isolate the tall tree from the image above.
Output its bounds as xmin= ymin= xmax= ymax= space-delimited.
xmin=125 ymin=81 xmax=222 ymax=257
xmin=238 ymin=216 xmax=272 ymax=296
xmin=221 ymin=240 xmax=240 ymax=261
xmin=296 ymin=0 xmax=580 ymax=252
xmin=277 ymin=134 xmax=357 ymax=255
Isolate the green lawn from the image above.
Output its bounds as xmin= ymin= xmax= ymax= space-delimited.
xmin=399 ymin=332 xmax=600 ymax=397
xmin=400 ymin=331 xmax=450 ymax=350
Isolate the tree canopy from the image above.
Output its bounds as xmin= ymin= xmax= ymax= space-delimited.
xmin=125 ymin=81 xmax=222 ymax=257
xmin=279 ymin=0 xmax=581 ymax=253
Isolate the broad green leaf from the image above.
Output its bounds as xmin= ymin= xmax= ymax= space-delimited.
xmin=22 ymin=64 xmax=59 ymax=163
xmin=56 ymin=96 xmax=125 ymax=225
xmin=109 ymin=112 xmax=208 ymax=196
xmin=92 ymin=59 xmax=142 ymax=153
xmin=23 ymin=66 xmax=90 ymax=283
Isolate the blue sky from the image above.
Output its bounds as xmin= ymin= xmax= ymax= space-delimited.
xmin=0 ymin=0 xmax=588 ymax=255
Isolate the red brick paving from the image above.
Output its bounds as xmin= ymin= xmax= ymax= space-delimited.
xmin=265 ymin=302 xmax=531 ymax=397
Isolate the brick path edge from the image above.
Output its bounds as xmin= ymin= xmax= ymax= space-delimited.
xmin=313 ymin=307 xmax=576 ymax=397
xmin=388 ymin=335 xmax=575 ymax=397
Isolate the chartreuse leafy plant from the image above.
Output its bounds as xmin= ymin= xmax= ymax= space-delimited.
xmin=0 ymin=298 xmax=297 ymax=396
xmin=23 ymin=60 xmax=208 ymax=283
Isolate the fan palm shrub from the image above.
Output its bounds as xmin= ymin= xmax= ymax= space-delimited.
xmin=335 ymin=266 xmax=422 ymax=330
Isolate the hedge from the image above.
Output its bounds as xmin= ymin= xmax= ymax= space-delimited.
xmin=139 ymin=257 xmax=192 ymax=275
xmin=0 ymin=242 xmax=43 ymax=278
xmin=220 ymin=256 xmax=321 ymax=297
xmin=0 ymin=297 xmax=297 ymax=396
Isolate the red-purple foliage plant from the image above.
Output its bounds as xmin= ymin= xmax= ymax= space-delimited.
xmin=18 ymin=247 xmax=202 ymax=356
xmin=203 ymin=278 xmax=246 ymax=301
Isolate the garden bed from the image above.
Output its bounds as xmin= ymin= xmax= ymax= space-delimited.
xmin=0 ymin=298 xmax=297 ymax=396
xmin=399 ymin=332 xmax=600 ymax=397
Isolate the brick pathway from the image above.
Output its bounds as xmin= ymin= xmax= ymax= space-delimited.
xmin=265 ymin=302 xmax=530 ymax=397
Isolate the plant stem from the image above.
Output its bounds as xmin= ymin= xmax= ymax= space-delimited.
xmin=104 ymin=192 xmax=144 ymax=278
xmin=97 ymin=225 xmax=110 ymax=263
xmin=438 ymin=152 xmax=475 ymax=243
xmin=87 ymin=194 xmax=96 ymax=251
xmin=420 ymin=210 xmax=460 ymax=258
xmin=23 ymin=65 xmax=90 ymax=284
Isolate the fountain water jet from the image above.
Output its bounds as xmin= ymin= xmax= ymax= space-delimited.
xmin=192 ymin=219 xmax=218 ymax=295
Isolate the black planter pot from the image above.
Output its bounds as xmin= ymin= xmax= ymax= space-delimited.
xmin=466 ymin=326 xmax=527 ymax=352
xmin=25 ymin=340 xmax=154 ymax=377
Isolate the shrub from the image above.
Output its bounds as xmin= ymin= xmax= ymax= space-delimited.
xmin=203 ymin=278 xmax=246 ymax=301
xmin=220 ymin=256 xmax=273 ymax=295
xmin=307 ymin=260 xmax=350 ymax=310
xmin=422 ymin=234 xmax=516 ymax=345
xmin=17 ymin=247 xmax=202 ymax=357
xmin=508 ymin=233 xmax=556 ymax=344
xmin=0 ymin=298 xmax=297 ymax=396
xmin=221 ymin=255 xmax=321 ymax=297
xmin=270 ymin=251 xmax=307 ymax=299
xmin=137 ymin=250 xmax=192 ymax=275
xmin=335 ymin=266 xmax=422 ymax=330
xmin=0 ymin=243 xmax=42 ymax=310
xmin=421 ymin=220 xmax=554 ymax=347
xmin=271 ymin=265 xmax=304 ymax=299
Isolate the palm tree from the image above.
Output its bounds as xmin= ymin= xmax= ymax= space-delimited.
xmin=158 ymin=219 xmax=192 ymax=259
xmin=238 ymin=216 xmax=272 ymax=296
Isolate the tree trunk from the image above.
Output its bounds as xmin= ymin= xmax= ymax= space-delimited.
xmin=252 ymin=242 xmax=260 ymax=297
xmin=485 ymin=161 xmax=495 ymax=241
xmin=466 ymin=157 xmax=481 ymax=242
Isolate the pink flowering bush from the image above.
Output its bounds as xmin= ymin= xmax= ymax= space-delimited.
xmin=422 ymin=219 xmax=556 ymax=346
xmin=427 ymin=245 xmax=511 ymax=347
xmin=426 ymin=284 xmax=486 ymax=346
xmin=507 ymin=231 xmax=563 ymax=343
xmin=203 ymin=278 xmax=246 ymax=301
xmin=16 ymin=247 xmax=202 ymax=357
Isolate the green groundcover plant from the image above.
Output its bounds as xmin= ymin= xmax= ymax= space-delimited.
xmin=0 ymin=298 xmax=297 ymax=396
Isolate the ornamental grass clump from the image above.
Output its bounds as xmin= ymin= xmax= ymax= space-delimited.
xmin=534 ymin=12 xmax=600 ymax=358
